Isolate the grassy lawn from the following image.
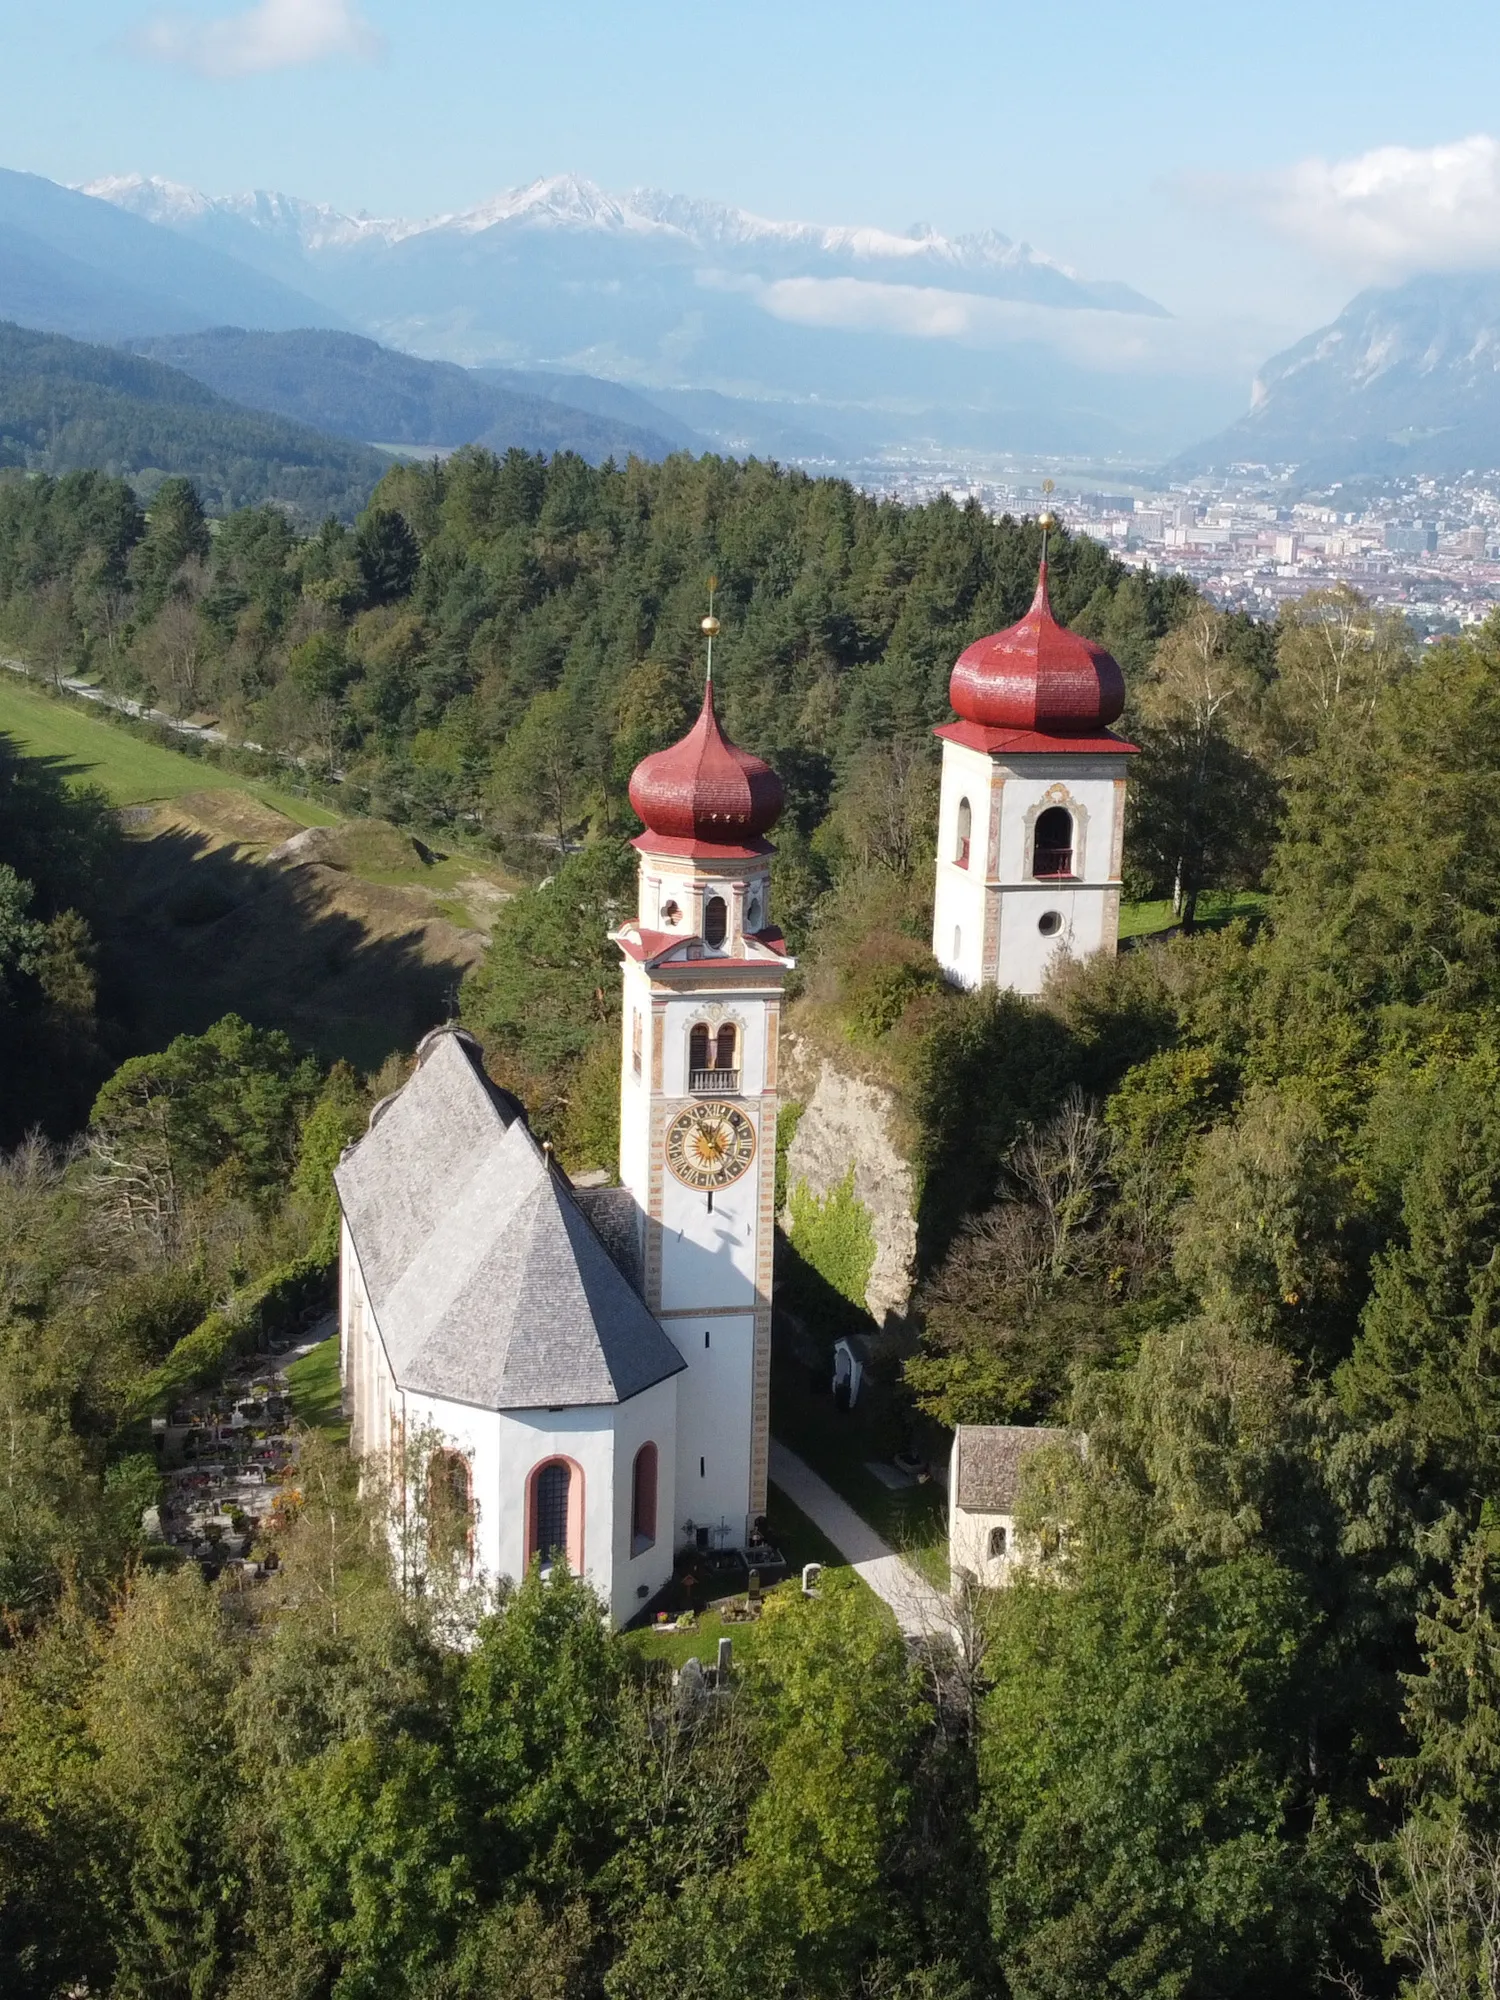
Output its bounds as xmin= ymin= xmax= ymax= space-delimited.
xmin=770 ymin=1357 xmax=950 ymax=1588
xmin=286 ymin=1334 xmax=348 ymax=1439
xmin=0 ymin=674 xmax=336 ymax=824
xmin=1119 ymin=889 xmax=1267 ymax=940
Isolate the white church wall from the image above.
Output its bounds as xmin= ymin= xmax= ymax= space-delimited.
xmin=400 ymin=1392 xmax=622 ymax=1612
xmin=660 ymin=1308 xmax=757 ymax=1551
xmin=608 ymin=1375 xmax=679 ymax=1625
xmin=933 ymin=738 xmax=996 ymax=989
xmin=949 ymin=1502 xmax=1026 ymax=1587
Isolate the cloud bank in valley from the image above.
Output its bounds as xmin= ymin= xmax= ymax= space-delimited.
xmin=701 ymin=269 xmax=1269 ymax=381
xmin=135 ymin=0 xmax=382 ymax=78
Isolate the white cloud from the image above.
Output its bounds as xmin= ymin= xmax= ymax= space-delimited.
xmin=136 ymin=0 xmax=381 ymax=78
xmin=1202 ymin=135 xmax=1500 ymax=281
xmin=698 ymin=269 xmax=1264 ymax=380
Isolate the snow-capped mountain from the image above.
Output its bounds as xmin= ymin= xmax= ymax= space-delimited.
xmin=86 ymin=170 xmax=1161 ymax=312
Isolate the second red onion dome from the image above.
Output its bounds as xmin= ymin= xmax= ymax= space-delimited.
xmin=628 ymin=679 xmax=784 ymax=846
xmin=949 ymin=560 xmax=1126 ymax=733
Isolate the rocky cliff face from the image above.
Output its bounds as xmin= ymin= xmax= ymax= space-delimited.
xmin=1175 ymin=270 xmax=1500 ymax=479
xmin=781 ymin=1033 xmax=918 ymax=1326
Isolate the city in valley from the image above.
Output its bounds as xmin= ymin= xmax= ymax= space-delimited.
xmin=864 ymin=454 xmax=1500 ymax=633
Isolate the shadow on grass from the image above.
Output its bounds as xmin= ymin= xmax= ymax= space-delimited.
xmin=103 ymin=819 xmax=473 ymax=1074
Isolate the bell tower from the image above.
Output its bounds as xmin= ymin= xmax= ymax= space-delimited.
xmin=613 ymin=607 xmax=791 ymax=1555
xmin=933 ymin=540 xmax=1137 ymax=996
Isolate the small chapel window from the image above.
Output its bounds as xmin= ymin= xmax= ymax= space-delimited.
xmin=955 ymin=796 xmax=972 ymax=868
xmin=704 ymin=895 xmax=728 ymax=946
xmin=988 ymin=1524 xmax=1008 ymax=1560
xmin=631 ymin=1443 xmax=658 ymax=1555
xmin=1032 ymin=806 xmax=1074 ymax=878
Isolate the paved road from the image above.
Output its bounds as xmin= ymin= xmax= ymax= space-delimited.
xmin=769 ymin=1439 xmax=952 ymax=1640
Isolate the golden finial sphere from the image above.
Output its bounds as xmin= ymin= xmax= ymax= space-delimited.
xmin=701 ymin=614 xmax=721 ymax=637
xmin=1037 ymin=511 xmax=1056 ymax=532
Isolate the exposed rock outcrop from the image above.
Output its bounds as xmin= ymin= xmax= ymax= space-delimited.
xmin=781 ymin=1032 xmax=918 ymax=1325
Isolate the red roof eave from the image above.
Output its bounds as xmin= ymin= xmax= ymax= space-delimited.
xmin=934 ymin=720 xmax=1139 ymax=757
xmin=630 ymin=831 xmax=774 ymax=861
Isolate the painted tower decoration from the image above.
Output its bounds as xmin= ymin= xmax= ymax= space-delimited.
xmin=613 ymin=600 xmax=791 ymax=1557
xmin=933 ymin=534 xmax=1137 ymax=995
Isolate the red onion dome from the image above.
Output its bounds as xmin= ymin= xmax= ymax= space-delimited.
xmin=629 ymin=678 xmax=784 ymax=846
xmin=949 ymin=560 xmax=1125 ymax=733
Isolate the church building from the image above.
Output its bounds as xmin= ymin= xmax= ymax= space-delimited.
xmin=931 ymin=554 xmax=1136 ymax=995
xmin=334 ymin=557 xmax=1129 ymax=1628
xmin=335 ymin=638 xmax=791 ymax=1626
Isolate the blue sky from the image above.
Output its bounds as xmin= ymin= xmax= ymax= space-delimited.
xmin=7 ymin=0 xmax=1500 ymax=341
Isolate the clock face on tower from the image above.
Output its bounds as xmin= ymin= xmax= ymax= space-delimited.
xmin=665 ymin=1101 xmax=757 ymax=1189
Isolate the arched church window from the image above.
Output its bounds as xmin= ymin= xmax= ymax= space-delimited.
xmin=527 ymin=1457 xmax=581 ymax=1572
xmin=955 ymin=796 xmax=972 ymax=868
xmin=715 ymin=1023 xmax=737 ymax=1072
xmin=689 ymin=1023 xmax=710 ymax=1075
xmin=704 ymin=895 xmax=728 ymax=946
xmin=631 ymin=1443 xmax=658 ymax=1555
xmin=426 ymin=1448 xmax=472 ymax=1566
xmin=988 ymin=1524 xmax=1008 ymax=1559
xmin=1032 ymin=806 xmax=1074 ymax=878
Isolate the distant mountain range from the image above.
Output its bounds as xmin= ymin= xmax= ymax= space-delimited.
xmin=0 ymin=168 xmax=342 ymax=344
xmin=78 ymin=171 xmax=1239 ymax=457
xmin=1176 ymin=272 xmax=1500 ymax=482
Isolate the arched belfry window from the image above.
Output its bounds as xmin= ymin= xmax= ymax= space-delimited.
xmin=1032 ymin=806 xmax=1074 ymax=879
xmin=632 ymin=1443 xmax=658 ymax=1555
xmin=955 ymin=796 xmax=972 ymax=868
xmin=689 ymin=1021 xmax=739 ymax=1093
xmin=703 ymin=895 xmax=728 ymax=946
xmin=526 ymin=1456 xmax=583 ymax=1573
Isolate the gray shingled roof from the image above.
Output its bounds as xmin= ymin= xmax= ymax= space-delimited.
xmin=335 ymin=1031 xmax=683 ymax=1411
xmin=953 ymin=1425 xmax=1070 ymax=1512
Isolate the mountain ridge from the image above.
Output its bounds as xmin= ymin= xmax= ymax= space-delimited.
xmin=1174 ymin=271 xmax=1500 ymax=481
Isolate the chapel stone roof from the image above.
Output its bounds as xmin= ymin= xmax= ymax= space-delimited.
xmin=335 ymin=1030 xmax=683 ymax=1411
xmin=953 ymin=1424 xmax=1071 ymax=1512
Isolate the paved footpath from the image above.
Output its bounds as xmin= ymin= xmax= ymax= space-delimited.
xmin=769 ymin=1439 xmax=952 ymax=1640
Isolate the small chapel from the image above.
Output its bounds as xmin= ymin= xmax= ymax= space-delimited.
xmin=335 ymin=561 xmax=1130 ymax=1625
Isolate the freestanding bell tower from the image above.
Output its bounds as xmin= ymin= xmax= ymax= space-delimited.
xmin=933 ymin=551 xmax=1137 ymax=995
xmin=613 ymin=620 xmax=790 ymax=1555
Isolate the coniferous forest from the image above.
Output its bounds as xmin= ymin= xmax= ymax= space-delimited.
xmin=2 ymin=446 xmax=1499 ymax=1999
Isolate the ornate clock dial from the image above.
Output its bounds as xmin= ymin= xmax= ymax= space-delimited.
xmin=665 ymin=1101 xmax=757 ymax=1189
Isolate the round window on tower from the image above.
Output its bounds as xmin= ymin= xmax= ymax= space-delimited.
xmin=1038 ymin=910 xmax=1063 ymax=937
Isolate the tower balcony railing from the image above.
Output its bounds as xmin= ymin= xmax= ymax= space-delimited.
xmin=1032 ymin=847 xmax=1074 ymax=879
xmin=690 ymin=1068 xmax=740 ymax=1096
